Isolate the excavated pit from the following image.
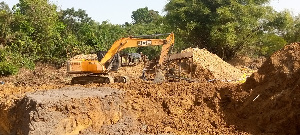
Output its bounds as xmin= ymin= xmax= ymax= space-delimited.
xmin=2 ymin=44 xmax=299 ymax=134
xmin=0 ymin=86 xmax=125 ymax=135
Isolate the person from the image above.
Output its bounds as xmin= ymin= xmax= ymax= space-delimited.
xmin=139 ymin=52 xmax=144 ymax=62
xmin=128 ymin=53 xmax=133 ymax=64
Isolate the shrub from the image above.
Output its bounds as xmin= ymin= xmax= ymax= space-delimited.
xmin=0 ymin=61 xmax=19 ymax=76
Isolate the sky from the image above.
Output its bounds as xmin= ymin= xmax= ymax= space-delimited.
xmin=2 ymin=0 xmax=300 ymax=24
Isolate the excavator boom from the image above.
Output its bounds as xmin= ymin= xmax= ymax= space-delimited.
xmin=99 ymin=33 xmax=174 ymax=69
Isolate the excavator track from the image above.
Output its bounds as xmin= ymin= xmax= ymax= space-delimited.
xmin=71 ymin=75 xmax=130 ymax=85
xmin=71 ymin=75 xmax=114 ymax=85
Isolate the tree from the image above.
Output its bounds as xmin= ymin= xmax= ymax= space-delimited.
xmin=60 ymin=8 xmax=93 ymax=33
xmin=282 ymin=14 xmax=300 ymax=43
xmin=93 ymin=21 xmax=126 ymax=51
xmin=258 ymin=33 xmax=286 ymax=56
xmin=12 ymin=0 xmax=63 ymax=62
xmin=131 ymin=7 xmax=162 ymax=24
xmin=165 ymin=0 xmax=271 ymax=59
xmin=0 ymin=2 xmax=13 ymax=47
xmin=126 ymin=7 xmax=169 ymax=59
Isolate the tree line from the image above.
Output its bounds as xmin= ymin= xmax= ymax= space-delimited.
xmin=0 ymin=0 xmax=299 ymax=75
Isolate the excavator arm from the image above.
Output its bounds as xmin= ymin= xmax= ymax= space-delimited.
xmin=67 ymin=33 xmax=174 ymax=74
xmin=98 ymin=33 xmax=174 ymax=72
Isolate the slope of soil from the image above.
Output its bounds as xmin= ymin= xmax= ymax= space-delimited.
xmin=222 ymin=42 xmax=300 ymax=134
xmin=98 ymin=80 xmax=248 ymax=134
xmin=0 ymin=79 xmax=249 ymax=134
xmin=182 ymin=48 xmax=243 ymax=81
xmin=0 ymin=86 xmax=124 ymax=135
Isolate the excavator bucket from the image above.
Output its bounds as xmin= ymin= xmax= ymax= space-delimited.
xmin=153 ymin=52 xmax=194 ymax=83
xmin=144 ymin=52 xmax=194 ymax=83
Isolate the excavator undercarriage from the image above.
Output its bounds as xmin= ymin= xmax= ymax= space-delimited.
xmin=71 ymin=74 xmax=129 ymax=84
xmin=69 ymin=51 xmax=130 ymax=84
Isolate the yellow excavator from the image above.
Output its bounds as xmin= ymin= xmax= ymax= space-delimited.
xmin=67 ymin=33 xmax=175 ymax=84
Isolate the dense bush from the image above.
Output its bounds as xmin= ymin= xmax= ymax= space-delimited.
xmin=0 ymin=61 xmax=19 ymax=76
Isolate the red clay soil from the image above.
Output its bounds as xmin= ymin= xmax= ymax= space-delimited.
xmin=0 ymin=65 xmax=249 ymax=134
xmin=1 ymin=43 xmax=299 ymax=134
xmin=1 ymin=81 xmax=247 ymax=134
xmin=1 ymin=87 xmax=124 ymax=135
xmin=222 ymin=42 xmax=300 ymax=134
xmin=99 ymin=80 xmax=247 ymax=134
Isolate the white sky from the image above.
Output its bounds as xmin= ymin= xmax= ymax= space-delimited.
xmin=2 ymin=0 xmax=300 ymax=24
xmin=270 ymin=0 xmax=300 ymax=15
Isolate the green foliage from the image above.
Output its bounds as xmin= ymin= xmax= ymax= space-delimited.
xmin=125 ymin=8 xmax=168 ymax=59
xmin=259 ymin=34 xmax=286 ymax=56
xmin=0 ymin=61 xmax=19 ymax=76
xmin=0 ymin=2 xmax=14 ymax=47
xmin=131 ymin=7 xmax=162 ymax=24
xmin=264 ymin=10 xmax=294 ymax=36
xmin=165 ymin=0 xmax=272 ymax=59
xmin=12 ymin=0 xmax=65 ymax=63
xmin=94 ymin=21 xmax=126 ymax=51
xmin=283 ymin=14 xmax=300 ymax=43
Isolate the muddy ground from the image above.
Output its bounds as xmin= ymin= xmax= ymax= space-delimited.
xmin=0 ymin=43 xmax=299 ymax=134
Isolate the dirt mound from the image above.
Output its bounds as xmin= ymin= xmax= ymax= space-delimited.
xmin=182 ymin=48 xmax=243 ymax=81
xmin=0 ymin=86 xmax=127 ymax=135
xmin=1 ymin=63 xmax=73 ymax=86
xmin=111 ymin=63 xmax=144 ymax=81
xmin=223 ymin=42 xmax=300 ymax=134
xmin=98 ymin=80 xmax=247 ymax=134
xmin=245 ymin=42 xmax=300 ymax=88
xmin=71 ymin=54 xmax=97 ymax=60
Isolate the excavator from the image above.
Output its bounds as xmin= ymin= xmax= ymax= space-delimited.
xmin=67 ymin=33 xmax=175 ymax=84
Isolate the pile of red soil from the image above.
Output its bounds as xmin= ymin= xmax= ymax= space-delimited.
xmin=182 ymin=48 xmax=243 ymax=81
xmin=102 ymin=80 xmax=246 ymax=134
xmin=227 ymin=42 xmax=300 ymax=134
xmin=71 ymin=54 xmax=97 ymax=60
xmin=1 ymin=63 xmax=73 ymax=86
